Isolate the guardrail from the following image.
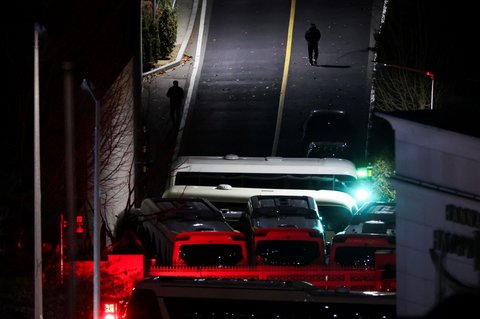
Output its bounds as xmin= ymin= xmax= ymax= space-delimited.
xmin=147 ymin=264 xmax=386 ymax=291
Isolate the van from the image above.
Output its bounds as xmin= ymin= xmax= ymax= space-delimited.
xmin=246 ymin=195 xmax=327 ymax=265
xmin=136 ymin=197 xmax=249 ymax=266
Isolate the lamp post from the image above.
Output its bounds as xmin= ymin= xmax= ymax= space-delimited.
xmin=33 ymin=22 xmax=44 ymax=319
xmin=379 ymin=62 xmax=435 ymax=110
xmin=81 ymin=79 xmax=101 ymax=319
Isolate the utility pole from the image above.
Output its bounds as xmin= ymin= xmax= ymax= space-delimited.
xmin=33 ymin=22 xmax=44 ymax=319
xmin=64 ymin=62 xmax=77 ymax=319
xmin=81 ymin=79 xmax=101 ymax=319
xmin=380 ymin=62 xmax=435 ymax=110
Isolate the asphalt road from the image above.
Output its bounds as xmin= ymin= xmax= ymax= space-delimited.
xmin=179 ymin=0 xmax=376 ymax=165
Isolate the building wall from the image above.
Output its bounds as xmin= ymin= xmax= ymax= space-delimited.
xmin=101 ymin=61 xmax=136 ymax=243
xmin=378 ymin=114 xmax=480 ymax=317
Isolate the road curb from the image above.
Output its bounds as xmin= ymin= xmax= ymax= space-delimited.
xmin=143 ymin=0 xmax=199 ymax=77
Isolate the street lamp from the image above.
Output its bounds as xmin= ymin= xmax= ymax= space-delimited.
xmin=379 ymin=62 xmax=435 ymax=110
xmin=81 ymin=78 xmax=101 ymax=319
xmin=33 ymin=22 xmax=45 ymax=319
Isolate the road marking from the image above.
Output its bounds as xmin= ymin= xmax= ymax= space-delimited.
xmin=173 ymin=0 xmax=205 ymax=160
xmin=271 ymin=0 xmax=296 ymax=156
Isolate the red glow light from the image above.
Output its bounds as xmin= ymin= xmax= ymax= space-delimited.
xmin=425 ymin=71 xmax=435 ymax=80
xmin=75 ymin=215 xmax=84 ymax=234
xmin=102 ymin=302 xmax=118 ymax=319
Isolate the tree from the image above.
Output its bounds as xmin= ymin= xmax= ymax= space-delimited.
xmin=142 ymin=15 xmax=155 ymax=71
xmin=158 ymin=0 xmax=177 ymax=59
xmin=372 ymin=0 xmax=440 ymax=112
xmin=372 ymin=0 xmax=479 ymax=113
xmin=141 ymin=0 xmax=178 ymax=70
xmin=370 ymin=158 xmax=396 ymax=203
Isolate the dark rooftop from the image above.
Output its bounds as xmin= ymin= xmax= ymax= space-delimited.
xmin=377 ymin=108 xmax=480 ymax=139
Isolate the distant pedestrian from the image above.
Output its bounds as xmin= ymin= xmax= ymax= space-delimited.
xmin=305 ymin=23 xmax=321 ymax=65
xmin=166 ymin=80 xmax=184 ymax=128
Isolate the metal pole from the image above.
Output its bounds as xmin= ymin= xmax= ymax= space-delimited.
xmin=64 ymin=62 xmax=77 ymax=318
xmin=33 ymin=22 xmax=43 ymax=319
xmin=430 ymin=77 xmax=434 ymax=110
xmin=93 ymin=95 xmax=101 ymax=319
xmin=380 ymin=63 xmax=435 ymax=110
xmin=81 ymin=79 xmax=101 ymax=319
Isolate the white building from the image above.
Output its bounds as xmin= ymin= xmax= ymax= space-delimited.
xmin=378 ymin=109 xmax=480 ymax=317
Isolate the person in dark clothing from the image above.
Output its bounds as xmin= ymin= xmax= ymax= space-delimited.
xmin=166 ymin=80 xmax=184 ymax=128
xmin=305 ymin=23 xmax=321 ymax=65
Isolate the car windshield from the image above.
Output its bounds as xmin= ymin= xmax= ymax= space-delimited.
xmin=153 ymin=200 xmax=225 ymax=221
xmin=304 ymin=112 xmax=349 ymax=141
xmin=254 ymin=197 xmax=311 ymax=208
xmin=252 ymin=207 xmax=319 ymax=219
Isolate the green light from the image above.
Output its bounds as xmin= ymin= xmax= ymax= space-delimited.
xmin=356 ymin=166 xmax=373 ymax=179
xmin=355 ymin=188 xmax=370 ymax=202
xmin=357 ymin=167 xmax=368 ymax=178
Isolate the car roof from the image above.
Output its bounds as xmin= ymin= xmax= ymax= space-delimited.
xmin=342 ymin=221 xmax=396 ymax=236
xmin=139 ymin=197 xmax=233 ymax=232
xmin=346 ymin=202 xmax=396 ymax=234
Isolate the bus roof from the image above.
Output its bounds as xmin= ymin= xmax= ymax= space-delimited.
xmin=162 ymin=186 xmax=358 ymax=212
xmin=171 ymin=155 xmax=358 ymax=177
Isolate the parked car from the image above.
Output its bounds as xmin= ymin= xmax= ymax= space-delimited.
xmin=246 ymin=195 xmax=327 ymax=265
xmin=343 ymin=202 xmax=396 ymax=235
xmin=329 ymin=202 xmax=397 ymax=289
xmin=328 ymin=232 xmax=395 ymax=267
xmin=301 ymin=109 xmax=351 ymax=158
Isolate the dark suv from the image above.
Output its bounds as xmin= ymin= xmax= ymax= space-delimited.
xmin=246 ymin=195 xmax=326 ymax=266
xmin=302 ymin=109 xmax=351 ymax=158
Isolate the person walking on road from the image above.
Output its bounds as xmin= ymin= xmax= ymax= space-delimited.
xmin=305 ymin=23 xmax=321 ymax=66
xmin=166 ymin=80 xmax=184 ymax=129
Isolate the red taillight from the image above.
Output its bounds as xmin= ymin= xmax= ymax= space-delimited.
xmin=175 ymin=234 xmax=191 ymax=241
xmin=75 ymin=215 xmax=84 ymax=234
xmin=102 ymin=302 xmax=118 ymax=319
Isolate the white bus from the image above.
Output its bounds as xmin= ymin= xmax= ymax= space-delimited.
xmin=162 ymin=154 xmax=360 ymax=240
xmin=165 ymin=154 xmax=358 ymax=192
